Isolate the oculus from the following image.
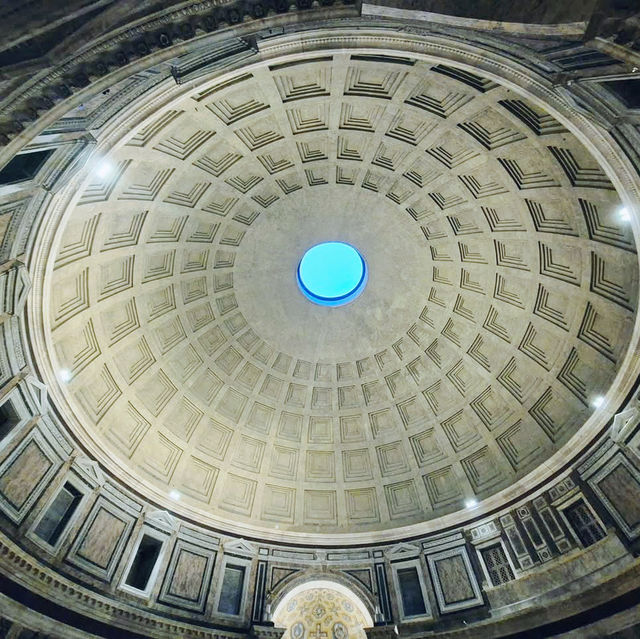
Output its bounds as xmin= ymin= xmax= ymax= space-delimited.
xmin=297 ymin=242 xmax=367 ymax=306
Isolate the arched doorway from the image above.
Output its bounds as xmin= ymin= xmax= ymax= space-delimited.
xmin=272 ymin=580 xmax=374 ymax=639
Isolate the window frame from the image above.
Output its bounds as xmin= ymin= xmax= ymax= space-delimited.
xmin=0 ymin=148 xmax=54 ymax=187
xmin=557 ymin=493 xmax=607 ymax=549
xmin=475 ymin=538 xmax=518 ymax=588
xmin=213 ymin=554 xmax=252 ymax=620
xmin=27 ymin=473 xmax=89 ymax=553
xmin=119 ymin=526 xmax=169 ymax=599
xmin=390 ymin=558 xmax=432 ymax=622
xmin=0 ymin=388 xmax=31 ymax=450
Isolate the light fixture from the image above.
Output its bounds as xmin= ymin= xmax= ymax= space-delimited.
xmin=591 ymin=396 xmax=605 ymax=409
xmin=94 ymin=159 xmax=114 ymax=179
xmin=618 ymin=206 xmax=631 ymax=222
xmin=169 ymin=489 xmax=181 ymax=500
xmin=59 ymin=369 xmax=72 ymax=383
xmin=297 ymin=241 xmax=367 ymax=307
xmin=464 ymin=498 xmax=479 ymax=509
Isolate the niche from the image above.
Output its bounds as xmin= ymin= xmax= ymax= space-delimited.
xmin=0 ymin=149 xmax=53 ymax=185
xmin=0 ymin=399 xmax=21 ymax=442
xmin=218 ymin=564 xmax=245 ymax=615
xmin=606 ymin=80 xmax=640 ymax=110
xmin=397 ymin=566 xmax=427 ymax=617
xmin=124 ymin=533 xmax=164 ymax=592
xmin=33 ymin=481 xmax=82 ymax=546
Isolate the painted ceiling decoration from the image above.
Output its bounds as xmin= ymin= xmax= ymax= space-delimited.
xmin=30 ymin=53 xmax=638 ymax=538
xmin=273 ymin=587 xmax=370 ymax=639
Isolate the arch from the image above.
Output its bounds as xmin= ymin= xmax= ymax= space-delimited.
xmin=272 ymin=577 xmax=375 ymax=628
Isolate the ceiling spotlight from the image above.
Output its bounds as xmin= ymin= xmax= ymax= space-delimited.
xmin=94 ymin=159 xmax=114 ymax=179
xmin=59 ymin=369 xmax=72 ymax=383
xmin=591 ymin=396 xmax=605 ymax=409
xmin=464 ymin=498 xmax=478 ymax=509
xmin=619 ymin=206 xmax=631 ymax=222
xmin=169 ymin=489 xmax=181 ymax=500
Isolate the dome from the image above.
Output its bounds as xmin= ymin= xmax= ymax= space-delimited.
xmin=31 ymin=54 xmax=638 ymax=540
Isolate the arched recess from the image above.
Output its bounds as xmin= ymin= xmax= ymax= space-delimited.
xmin=271 ymin=576 xmax=375 ymax=629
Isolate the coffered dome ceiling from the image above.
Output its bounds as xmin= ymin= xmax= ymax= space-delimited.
xmin=34 ymin=53 xmax=638 ymax=537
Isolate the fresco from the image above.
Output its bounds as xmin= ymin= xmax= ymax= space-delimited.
xmin=274 ymin=587 xmax=369 ymax=639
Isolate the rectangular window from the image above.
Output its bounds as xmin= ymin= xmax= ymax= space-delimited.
xmin=0 ymin=400 xmax=20 ymax=442
xmin=564 ymin=499 xmax=605 ymax=547
xmin=218 ymin=564 xmax=245 ymax=615
xmin=480 ymin=544 xmax=515 ymax=586
xmin=0 ymin=149 xmax=53 ymax=185
xmin=397 ymin=567 xmax=426 ymax=617
xmin=33 ymin=482 xmax=82 ymax=546
xmin=124 ymin=534 xmax=163 ymax=591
